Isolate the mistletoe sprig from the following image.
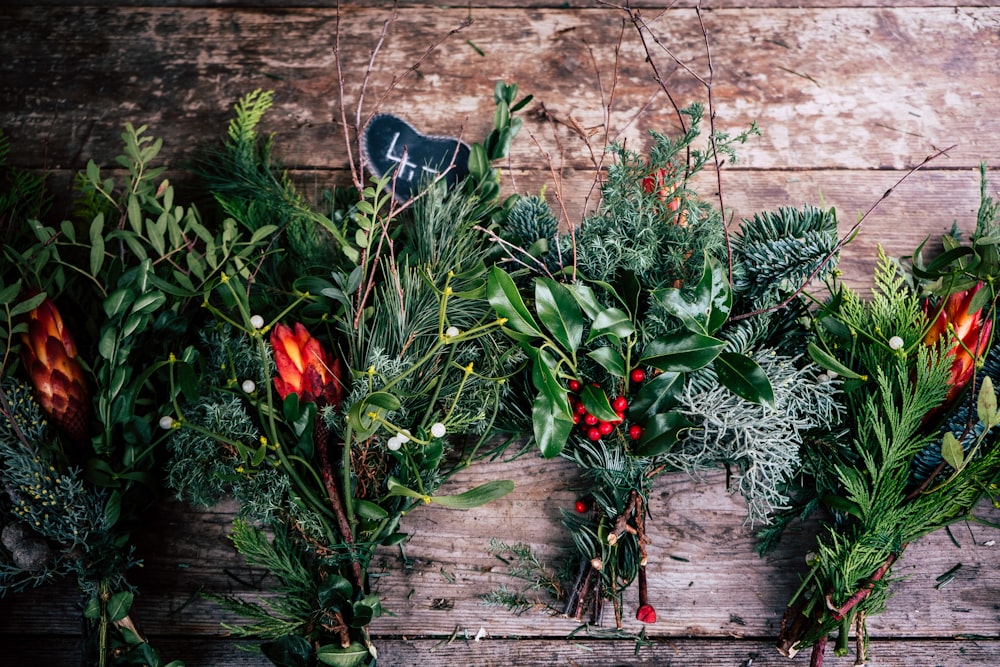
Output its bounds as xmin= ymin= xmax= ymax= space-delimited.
xmin=161 ymin=86 xmax=528 ymax=667
xmin=771 ymin=165 xmax=1000 ymax=666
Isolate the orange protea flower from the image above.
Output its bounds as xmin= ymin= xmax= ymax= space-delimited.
xmin=924 ymin=282 xmax=993 ymax=403
xmin=20 ymin=296 xmax=91 ymax=442
xmin=270 ymin=322 xmax=345 ymax=406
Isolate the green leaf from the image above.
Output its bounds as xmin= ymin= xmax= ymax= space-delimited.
xmin=317 ymin=575 xmax=354 ymax=609
xmin=651 ymin=256 xmax=730 ymax=334
xmin=978 ymin=375 xmax=999 ymax=428
xmin=628 ymin=371 xmax=683 ymax=422
xmin=468 ymin=142 xmax=490 ymax=180
xmin=714 ymin=352 xmax=775 ymax=406
xmin=579 ymin=384 xmax=619 ymax=422
xmin=430 ymin=479 xmax=515 ymax=509
xmin=107 ymin=591 xmax=134 ymax=622
xmin=533 ymin=391 xmax=574 ymax=458
xmin=89 ymin=216 xmax=105 ymax=277
xmin=0 ymin=280 xmax=22 ymax=305
xmin=587 ymin=345 xmax=627 ymax=378
xmin=535 ymin=277 xmax=583 ymax=352
xmin=8 ymin=291 xmax=46 ymax=318
xmin=640 ymin=332 xmax=724 ymax=372
xmin=104 ymin=490 xmax=122 ymax=527
xmin=83 ymin=597 xmax=101 ymax=620
xmin=806 ymin=342 xmax=868 ymax=381
xmin=354 ymin=498 xmax=389 ymax=521
xmin=386 ymin=478 xmax=430 ymax=503
xmin=633 ymin=411 xmax=693 ymax=456
xmin=568 ymin=282 xmax=605 ymax=320
xmin=487 ymin=267 xmax=542 ymax=338
xmin=589 ymin=307 xmax=635 ymax=342
xmin=525 ymin=347 xmax=570 ymax=418
xmin=940 ymin=431 xmax=964 ymax=471
xmin=262 ymin=635 xmax=314 ymax=667
xmin=104 ymin=288 xmax=135 ymax=318
xmin=316 ymin=642 xmax=369 ymax=667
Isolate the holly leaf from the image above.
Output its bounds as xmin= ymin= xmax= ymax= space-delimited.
xmin=532 ymin=390 xmax=574 ymax=458
xmin=651 ymin=255 xmax=730 ymax=334
xmin=628 ymin=371 xmax=684 ymax=423
xmin=640 ymin=332 xmax=724 ymax=372
xmin=488 ymin=266 xmax=542 ymax=338
xmin=633 ymin=411 xmax=693 ymax=456
xmin=714 ymin=352 xmax=774 ymax=406
xmin=535 ymin=277 xmax=583 ymax=352
xmin=579 ymin=384 xmax=619 ymax=422
xmin=587 ymin=345 xmax=627 ymax=378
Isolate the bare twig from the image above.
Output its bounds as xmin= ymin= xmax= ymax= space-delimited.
xmin=730 ymin=144 xmax=956 ymax=323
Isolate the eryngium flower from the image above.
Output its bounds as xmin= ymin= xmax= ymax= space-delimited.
xmin=20 ymin=296 xmax=91 ymax=442
xmin=925 ymin=282 xmax=993 ymax=404
xmin=270 ymin=322 xmax=344 ymax=406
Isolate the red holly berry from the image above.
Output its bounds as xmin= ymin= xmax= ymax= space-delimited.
xmin=575 ymin=402 xmax=588 ymax=415
xmin=614 ymin=410 xmax=626 ymax=423
xmin=586 ymin=427 xmax=602 ymax=441
xmin=630 ymin=368 xmax=646 ymax=383
xmin=611 ymin=395 xmax=628 ymax=412
xmin=568 ymin=379 xmax=582 ymax=392
xmin=572 ymin=413 xmax=581 ymax=425
xmin=636 ymin=603 xmax=657 ymax=624
xmin=598 ymin=421 xmax=614 ymax=436
xmin=583 ymin=413 xmax=599 ymax=426
xmin=575 ymin=499 xmax=589 ymax=514
xmin=628 ymin=424 xmax=643 ymax=440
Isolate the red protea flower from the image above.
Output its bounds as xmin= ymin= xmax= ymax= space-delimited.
xmin=924 ymin=282 xmax=993 ymax=404
xmin=270 ymin=322 xmax=345 ymax=406
xmin=20 ymin=296 xmax=91 ymax=442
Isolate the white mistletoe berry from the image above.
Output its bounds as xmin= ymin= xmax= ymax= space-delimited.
xmin=159 ymin=416 xmax=176 ymax=430
xmin=241 ymin=379 xmax=257 ymax=394
xmin=250 ymin=314 xmax=265 ymax=329
xmin=430 ymin=422 xmax=447 ymax=438
xmin=386 ymin=436 xmax=402 ymax=452
xmin=445 ymin=326 xmax=460 ymax=338
xmin=888 ymin=335 xmax=905 ymax=350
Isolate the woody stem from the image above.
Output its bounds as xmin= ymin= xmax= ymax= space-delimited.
xmin=315 ymin=415 xmax=365 ymax=593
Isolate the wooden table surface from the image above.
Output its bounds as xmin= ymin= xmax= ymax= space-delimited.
xmin=3 ymin=2 xmax=1000 ymax=666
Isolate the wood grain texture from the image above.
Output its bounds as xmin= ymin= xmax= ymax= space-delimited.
xmin=4 ymin=2 xmax=1000 ymax=666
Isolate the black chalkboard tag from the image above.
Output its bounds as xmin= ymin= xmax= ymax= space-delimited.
xmin=362 ymin=113 xmax=471 ymax=203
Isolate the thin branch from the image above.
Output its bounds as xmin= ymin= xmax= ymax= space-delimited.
xmin=730 ymin=144 xmax=956 ymax=323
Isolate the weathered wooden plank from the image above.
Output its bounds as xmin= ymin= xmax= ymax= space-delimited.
xmin=10 ymin=1 xmax=992 ymax=10
xmin=2 ymin=461 xmax=999 ymax=642
xmin=5 ymin=635 xmax=1000 ymax=667
xmin=1 ymin=6 xmax=998 ymax=173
